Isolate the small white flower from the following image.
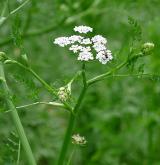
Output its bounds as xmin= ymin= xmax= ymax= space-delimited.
xmin=80 ymin=46 xmax=91 ymax=52
xmin=69 ymin=35 xmax=83 ymax=44
xmin=92 ymin=35 xmax=107 ymax=44
xmin=72 ymin=134 xmax=87 ymax=145
xmin=69 ymin=45 xmax=81 ymax=53
xmin=96 ymin=50 xmax=113 ymax=64
xmin=78 ymin=51 xmax=94 ymax=61
xmin=54 ymin=37 xmax=70 ymax=47
xmin=93 ymin=43 xmax=106 ymax=52
xmin=74 ymin=25 xmax=93 ymax=34
xmin=79 ymin=38 xmax=92 ymax=45
xmin=69 ymin=45 xmax=91 ymax=54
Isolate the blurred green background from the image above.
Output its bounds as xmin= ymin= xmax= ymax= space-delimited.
xmin=0 ymin=0 xmax=160 ymax=164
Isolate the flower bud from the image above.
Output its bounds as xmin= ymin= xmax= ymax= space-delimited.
xmin=0 ymin=52 xmax=8 ymax=62
xmin=57 ymin=86 xmax=71 ymax=102
xmin=142 ymin=42 xmax=154 ymax=55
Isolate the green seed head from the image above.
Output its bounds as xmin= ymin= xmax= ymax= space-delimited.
xmin=58 ymin=86 xmax=71 ymax=102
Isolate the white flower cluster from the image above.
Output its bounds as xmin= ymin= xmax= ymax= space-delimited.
xmin=53 ymin=25 xmax=113 ymax=64
xmin=72 ymin=134 xmax=87 ymax=145
xmin=74 ymin=25 xmax=93 ymax=33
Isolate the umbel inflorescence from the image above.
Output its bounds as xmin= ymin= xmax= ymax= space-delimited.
xmin=54 ymin=25 xmax=113 ymax=64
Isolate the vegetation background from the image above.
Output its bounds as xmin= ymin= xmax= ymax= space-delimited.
xmin=0 ymin=0 xmax=160 ymax=164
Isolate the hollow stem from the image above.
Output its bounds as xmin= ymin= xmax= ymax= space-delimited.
xmin=0 ymin=62 xmax=36 ymax=165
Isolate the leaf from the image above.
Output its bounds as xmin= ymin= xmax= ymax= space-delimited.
xmin=138 ymin=63 xmax=145 ymax=74
xmin=128 ymin=16 xmax=142 ymax=42
xmin=149 ymin=74 xmax=160 ymax=82
xmin=11 ymin=15 xmax=23 ymax=48
xmin=2 ymin=131 xmax=20 ymax=164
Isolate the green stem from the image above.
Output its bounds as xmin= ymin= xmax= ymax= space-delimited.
xmin=0 ymin=0 xmax=30 ymax=28
xmin=29 ymin=68 xmax=57 ymax=95
xmin=57 ymin=64 xmax=88 ymax=165
xmin=82 ymin=63 xmax=87 ymax=87
xmin=87 ymin=60 xmax=127 ymax=85
xmin=104 ymin=73 xmax=157 ymax=78
xmin=57 ymin=113 xmax=75 ymax=165
xmin=16 ymin=101 xmax=65 ymax=109
xmin=57 ymin=88 xmax=87 ymax=165
xmin=10 ymin=0 xmax=30 ymax=15
xmin=66 ymin=145 xmax=76 ymax=165
xmin=10 ymin=60 xmax=72 ymax=111
xmin=5 ymin=101 xmax=65 ymax=113
xmin=17 ymin=140 xmax=21 ymax=165
xmin=0 ymin=63 xmax=36 ymax=165
xmin=0 ymin=17 xmax=66 ymax=47
xmin=11 ymin=60 xmax=56 ymax=94
xmin=87 ymin=53 xmax=150 ymax=85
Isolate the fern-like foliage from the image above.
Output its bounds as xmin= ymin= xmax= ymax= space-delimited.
xmin=9 ymin=72 xmax=40 ymax=101
xmin=0 ymin=131 xmax=20 ymax=165
xmin=127 ymin=16 xmax=144 ymax=73
xmin=128 ymin=16 xmax=142 ymax=42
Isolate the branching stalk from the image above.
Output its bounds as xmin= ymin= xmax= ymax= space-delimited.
xmin=57 ymin=64 xmax=88 ymax=165
xmin=87 ymin=53 xmax=150 ymax=85
xmin=8 ymin=60 xmax=73 ymax=111
xmin=87 ymin=60 xmax=127 ymax=85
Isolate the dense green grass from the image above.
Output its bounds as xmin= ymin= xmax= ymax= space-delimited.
xmin=0 ymin=0 xmax=160 ymax=164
